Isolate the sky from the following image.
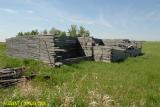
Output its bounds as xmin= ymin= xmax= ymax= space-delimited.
xmin=0 ymin=0 xmax=160 ymax=42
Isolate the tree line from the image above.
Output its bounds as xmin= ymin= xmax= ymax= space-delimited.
xmin=17 ymin=25 xmax=90 ymax=37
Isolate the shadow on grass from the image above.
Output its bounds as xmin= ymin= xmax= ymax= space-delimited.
xmin=139 ymin=52 xmax=145 ymax=56
xmin=63 ymin=59 xmax=93 ymax=69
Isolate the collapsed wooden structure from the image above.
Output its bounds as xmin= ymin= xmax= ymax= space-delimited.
xmin=6 ymin=35 xmax=142 ymax=66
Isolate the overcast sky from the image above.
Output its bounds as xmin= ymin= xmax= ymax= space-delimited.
xmin=0 ymin=0 xmax=160 ymax=42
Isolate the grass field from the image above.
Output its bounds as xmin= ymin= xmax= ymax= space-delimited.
xmin=0 ymin=42 xmax=160 ymax=107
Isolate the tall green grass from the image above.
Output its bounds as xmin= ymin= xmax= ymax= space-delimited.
xmin=0 ymin=42 xmax=160 ymax=107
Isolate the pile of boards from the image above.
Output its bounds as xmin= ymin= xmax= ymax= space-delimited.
xmin=6 ymin=36 xmax=55 ymax=66
xmin=6 ymin=36 xmax=81 ymax=67
xmin=93 ymin=46 xmax=126 ymax=62
xmin=78 ymin=37 xmax=131 ymax=62
xmin=102 ymin=39 xmax=142 ymax=57
xmin=53 ymin=36 xmax=79 ymax=61
xmin=78 ymin=37 xmax=93 ymax=57
xmin=6 ymin=35 xmax=142 ymax=66
xmin=0 ymin=68 xmax=24 ymax=88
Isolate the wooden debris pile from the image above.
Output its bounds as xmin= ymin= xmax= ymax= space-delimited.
xmin=0 ymin=68 xmax=25 ymax=88
xmin=125 ymin=41 xmax=142 ymax=57
xmin=102 ymin=39 xmax=142 ymax=57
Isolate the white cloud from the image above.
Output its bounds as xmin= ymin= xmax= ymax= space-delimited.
xmin=69 ymin=17 xmax=95 ymax=25
xmin=56 ymin=11 xmax=112 ymax=28
xmin=67 ymin=16 xmax=112 ymax=28
xmin=20 ymin=0 xmax=113 ymax=28
xmin=0 ymin=8 xmax=34 ymax=14
xmin=0 ymin=8 xmax=18 ymax=13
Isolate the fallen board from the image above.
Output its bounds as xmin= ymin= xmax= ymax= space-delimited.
xmin=0 ymin=68 xmax=25 ymax=88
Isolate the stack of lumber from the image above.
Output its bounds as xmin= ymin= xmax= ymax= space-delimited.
xmin=102 ymin=39 xmax=131 ymax=49
xmin=6 ymin=35 xmax=81 ymax=66
xmin=6 ymin=35 xmax=143 ymax=66
xmin=38 ymin=36 xmax=55 ymax=65
xmin=123 ymin=41 xmax=142 ymax=57
xmin=6 ymin=35 xmax=56 ymax=66
xmin=102 ymin=39 xmax=142 ymax=57
xmin=53 ymin=36 xmax=79 ymax=61
xmin=93 ymin=38 xmax=104 ymax=46
xmin=93 ymin=46 xmax=112 ymax=62
xmin=78 ymin=37 xmax=93 ymax=46
xmin=111 ymin=47 xmax=127 ymax=62
xmin=0 ymin=68 xmax=24 ymax=88
xmin=125 ymin=46 xmax=142 ymax=57
xmin=78 ymin=37 xmax=94 ymax=57
xmin=93 ymin=46 xmax=127 ymax=62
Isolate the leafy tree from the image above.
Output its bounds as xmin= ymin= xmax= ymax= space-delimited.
xmin=23 ymin=32 xmax=30 ymax=36
xmin=84 ymin=30 xmax=90 ymax=37
xmin=68 ymin=25 xmax=78 ymax=37
xmin=17 ymin=32 xmax=24 ymax=36
xmin=60 ymin=31 xmax=66 ymax=37
xmin=30 ymin=29 xmax=39 ymax=35
xmin=49 ymin=28 xmax=61 ymax=35
xmin=49 ymin=28 xmax=67 ymax=37
xmin=43 ymin=29 xmax=48 ymax=35
xmin=78 ymin=26 xmax=86 ymax=37
xmin=16 ymin=26 xmax=90 ymax=37
xmin=17 ymin=29 xmax=39 ymax=36
xmin=78 ymin=26 xmax=90 ymax=37
xmin=68 ymin=25 xmax=90 ymax=37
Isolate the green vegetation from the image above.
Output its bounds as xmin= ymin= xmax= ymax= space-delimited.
xmin=16 ymin=25 xmax=90 ymax=37
xmin=43 ymin=29 xmax=48 ymax=35
xmin=17 ymin=29 xmax=39 ymax=36
xmin=68 ymin=25 xmax=90 ymax=37
xmin=68 ymin=25 xmax=77 ymax=37
xmin=0 ymin=42 xmax=160 ymax=107
xmin=49 ymin=27 xmax=67 ymax=37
